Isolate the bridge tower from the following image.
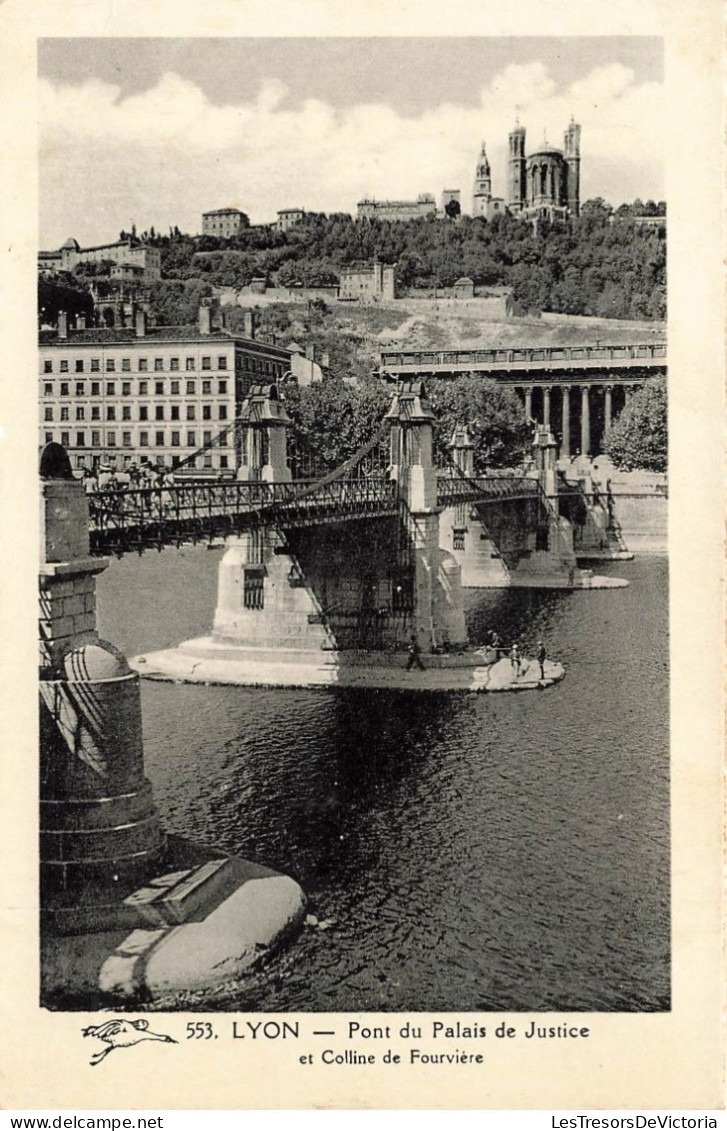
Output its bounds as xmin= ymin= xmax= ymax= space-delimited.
xmin=237 ymin=382 xmax=292 ymax=483
xmin=214 ymin=384 xmax=332 ymax=650
xmin=386 ymin=382 xmax=467 ymax=650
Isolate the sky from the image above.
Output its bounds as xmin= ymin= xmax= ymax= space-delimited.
xmin=38 ymin=38 xmax=664 ymax=249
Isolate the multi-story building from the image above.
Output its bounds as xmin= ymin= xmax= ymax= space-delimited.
xmin=356 ymin=194 xmax=437 ymax=222
xmin=37 ymin=237 xmax=161 ymax=281
xmin=276 ymin=208 xmax=306 ymax=232
xmin=201 ymin=208 xmax=250 ymax=238
xmin=338 ymin=259 xmax=396 ymax=302
xmin=39 ymin=306 xmax=293 ymax=474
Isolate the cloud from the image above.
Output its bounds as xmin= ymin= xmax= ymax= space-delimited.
xmin=39 ymin=61 xmax=664 ymax=247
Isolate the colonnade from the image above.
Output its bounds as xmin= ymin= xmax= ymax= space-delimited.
xmin=516 ymin=380 xmax=646 ymax=458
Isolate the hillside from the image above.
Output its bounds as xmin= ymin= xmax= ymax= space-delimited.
xmin=223 ymin=297 xmax=665 ymax=382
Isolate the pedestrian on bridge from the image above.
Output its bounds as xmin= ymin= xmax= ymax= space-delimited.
xmin=406 ymin=635 xmax=426 ymax=672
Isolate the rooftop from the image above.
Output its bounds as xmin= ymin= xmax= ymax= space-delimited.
xmin=39 ymin=324 xmax=292 ymax=355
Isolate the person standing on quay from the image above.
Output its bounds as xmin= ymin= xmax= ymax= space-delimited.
xmin=537 ymin=640 xmax=547 ymax=680
xmin=406 ymin=634 xmax=426 ymax=672
xmin=510 ymin=642 xmax=521 ymax=679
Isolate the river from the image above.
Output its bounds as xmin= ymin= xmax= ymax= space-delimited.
xmin=96 ymin=548 xmax=669 ymax=1013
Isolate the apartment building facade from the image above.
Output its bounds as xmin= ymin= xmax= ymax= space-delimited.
xmin=39 ymin=317 xmax=292 ymax=474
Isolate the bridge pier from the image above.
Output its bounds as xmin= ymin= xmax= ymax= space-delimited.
xmin=387 ymin=382 xmax=467 ymax=650
xmin=439 ymin=424 xmax=627 ymax=588
xmin=39 ymin=444 xmax=306 ymax=1008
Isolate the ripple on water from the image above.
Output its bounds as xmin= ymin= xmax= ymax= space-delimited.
xmin=97 ymin=551 xmax=670 ymax=1012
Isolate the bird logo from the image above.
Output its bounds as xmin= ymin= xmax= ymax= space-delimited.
xmin=82 ymin=1019 xmax=177 ymax=1066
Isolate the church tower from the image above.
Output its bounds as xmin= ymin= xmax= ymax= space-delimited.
xmin=472 ymin=141 xmax=492 ymax=216
xmin=563 ymin=117 xmax=581 ymax=217
xmin=508 ymin=122 xmax=527 ymax=212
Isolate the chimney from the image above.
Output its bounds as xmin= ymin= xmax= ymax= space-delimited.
xmin=76 ymin=315 xmax=86 ymax=331
xmin=135 ymin=307 xmax=147 ymax=337
xmin=305 ymin=343 xmax=315 ymax=361
xmin=198 ymin=303 xmax=212 ymax=335
xmin=321 ymin=351 xmax=330 ymax=369
xmin=242 ymin=309 xmax=255 ymax=339
xmin=58 ymin=311 xmax=68 ymax=340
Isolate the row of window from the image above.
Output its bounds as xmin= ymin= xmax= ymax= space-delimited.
xmin=44 ymin=404 xmax=229 ymax=422
xmin=69 ymin=452 xmax=229 ymax=471
xmin=43 ymin=356 xmax=229 ymax=374
xmin=43 ymin=379 xmax=229 ymax=397
xmin=44 ymin=430 xmax=229 ymax=449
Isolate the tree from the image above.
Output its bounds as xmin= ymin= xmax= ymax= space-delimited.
xmin=426 ymin=375 xmax=532 ymax=469
xmin=147 ymin=278 xmax=214 ymax=325
xmin=38 ymin=272 xmax=94 ymax=326
xmin=602 ymin=376 xmax=667 ymax=472
xmin=283 ymin=378 xmax=390 ymax=472
xmin=444 ymin=198 xmax=461 ymax=219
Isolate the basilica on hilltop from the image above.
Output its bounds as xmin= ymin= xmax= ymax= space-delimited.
xmin=472 ymin=119 xmax=581 ymax=223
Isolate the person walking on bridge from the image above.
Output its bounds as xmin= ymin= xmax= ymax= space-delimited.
xmin=537 ymin=641 xmax=547 ymax=680
xmin=406 ymin=634 xmax=426 ymax=672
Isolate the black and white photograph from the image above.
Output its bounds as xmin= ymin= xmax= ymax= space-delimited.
xmin=0 ymin=1 xmax=723 ymax=1113
xmin=37 ymin=34 xmax=670 ymax=1014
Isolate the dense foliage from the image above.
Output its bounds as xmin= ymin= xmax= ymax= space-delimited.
xmin=133 ymin=202 xmax=665 ymax=321
xmin=427 ymin=376 xmax=532 ymax=469
xmin=283 ymin=378 xmax=390 ymax=472
xmin=602 ymin=376 xmax=667 ymax=472
xmin=282 ymin=373 xmax=530 ymax=474
xmin=38 ymin=272 xmax=94 ymax=325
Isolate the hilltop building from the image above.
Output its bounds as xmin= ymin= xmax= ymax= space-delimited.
xmin=441 ymin=189 xmax=462 ymax=216
xmin=357 ymin=195 xmax=437 ymax=222
xmin=201 ymin=208 xmax=249 ymax=238
xmin=471 ymin=143 xmax=506 ymax=220
xmin=277 ymin=209 xmax=306 ymax=232
xmin=508 ymin=118 xmax=581 ymax=223
xmin=38 ymin=237 xmax=161 ymax=281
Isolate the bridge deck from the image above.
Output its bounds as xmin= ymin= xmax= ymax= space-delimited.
xmin=88 ymin=474 xmax=545 ymax=556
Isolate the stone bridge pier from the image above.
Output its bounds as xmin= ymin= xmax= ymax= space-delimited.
xmin=210 ymin=380 xmax=468 ymax=655
xmin=386 ymin=381 xmax=467 ymax=651
xmin=440 ymin=425 xmax=583 ymax=589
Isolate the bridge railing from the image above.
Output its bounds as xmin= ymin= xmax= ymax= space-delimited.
xmin=435 ymin=472 xmax=540 ymax=508
xmin=88 ymin=476 xmax=400 ymax=554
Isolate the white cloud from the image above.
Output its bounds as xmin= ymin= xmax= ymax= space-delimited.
xmin=39 ymin=60 xmax=664 ymax=247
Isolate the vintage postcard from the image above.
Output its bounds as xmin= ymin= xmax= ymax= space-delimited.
xmin=0 ymin=0 xmax=724 ymax=1113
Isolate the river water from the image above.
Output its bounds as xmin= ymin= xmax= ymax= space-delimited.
xmin=97 ymin=549 xmax=669 ymax=1013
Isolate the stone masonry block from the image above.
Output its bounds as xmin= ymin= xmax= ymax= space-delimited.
xmin=72 ymin=613 xmax=96 ymax=635
xmin=43 ymin=579 xmax=75 ymax=598
xmin=83 ymin=592 xmax=96 ymax=613
xmin=62 ymin=594 xmax=86 ymax=617
xmin=51 ymin=615 xmax=76 ymax=640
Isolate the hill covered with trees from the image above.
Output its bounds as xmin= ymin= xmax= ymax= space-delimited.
xmin=136 ymin=202 xmax=665 ymax=323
